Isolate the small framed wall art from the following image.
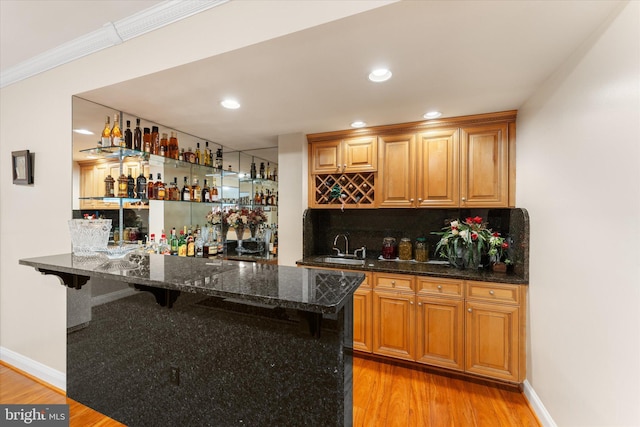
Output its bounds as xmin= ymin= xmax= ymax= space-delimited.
xmin=12 ymin=150 xmax=33 ymax=185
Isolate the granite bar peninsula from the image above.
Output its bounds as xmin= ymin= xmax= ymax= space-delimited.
xmin=20 ymin=253 xmax=365 ymax=427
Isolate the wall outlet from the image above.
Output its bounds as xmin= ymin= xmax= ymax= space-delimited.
xmin=170 ymin=366 xmax=180 ymax=385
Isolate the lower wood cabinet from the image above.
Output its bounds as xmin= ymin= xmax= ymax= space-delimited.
xmin=372 ymin=290 xmax=416 ymax=361
xmin=353 ymin=272 xmax=373 ymax=353
xmin=371 ymin=273 xmax=525 ymax=383
xmin=301 ymin=265 xmax=525 ymax=383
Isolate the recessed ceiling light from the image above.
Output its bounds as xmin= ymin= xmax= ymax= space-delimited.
xmin=368 ymin=68 xmax=392 ymax=82
xmin=73 ymin=129 xmax=94 ymax=135
xmin=423 ymin=111 xmax=442 ymax=119
xmin=221 ymin=99 xmax=240 ymax=109
xmin=351 ymin=121 xmax=367 ymax=128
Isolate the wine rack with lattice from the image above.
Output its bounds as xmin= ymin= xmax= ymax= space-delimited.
xmin=313 ymin=173 xmax=375 ymax=207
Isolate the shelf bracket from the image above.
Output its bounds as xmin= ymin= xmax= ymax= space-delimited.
xmin=37 ymin=268 xmax=90 ymax=290
xmin=134 ymin=284 xmax=181 ymax=308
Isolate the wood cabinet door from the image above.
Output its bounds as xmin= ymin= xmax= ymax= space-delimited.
xmin=415 ymin=128 xmax=459 ymax=207
xmin=373 ymin=290 xmax=415 ymax=361
xmin=377 ymin=134 xmax=416 ymax=207
xmin=343 ymin=136 xmax=377 ymax=172
xmin=465 ymin=300 xmax=519 ymax=381
xmin=353 ymin=287 xmax=373 ymax=353
xmin=460 ymin=123 xmax=509 ymax=207
xmin=310 ymin=140 xmax=341 ymax=174
xmin=416 ymin=296 xmax=464 ymax=370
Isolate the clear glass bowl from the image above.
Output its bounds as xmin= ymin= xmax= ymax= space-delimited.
xmin=68 ymin=219 xmax=112 ymax=256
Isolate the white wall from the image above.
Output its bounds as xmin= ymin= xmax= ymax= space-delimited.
xmin=0 ymin=0 xmax=389 ymax=377
xmin=517 ymin=2 xmax=639 ymax=425
xmin=277 ymin=133 xmax=308 ymax=266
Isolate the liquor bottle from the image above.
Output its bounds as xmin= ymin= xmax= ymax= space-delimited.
xmin=259 ymin=162 xmax=265 ymax=180
xmin=143 ymin=128 xmax=151 ymax=153
xmin=204 ymin=142 xmax=211 ymax=167
xmin=101 ymin=116 xmax=111 ymax=147
xmin=133 ymin=118 xmax=142 ymax=151
xmin=195 ymin=231 xmax=204 ymax=258
xmin=260 ymin=188 xmax=265 ymax=205
xmin=155 ymin=173 xmax=166 ymax=200
xmin=211 ymin=178 xmax=219 ymax=202
xmin=160 ymin=133 xmax=168 ymax=157
xmin=186 ymin=228 xmax=195 ymax=257
xmin=158 ymin=232 xmax=171 ymax=255
xmin=202 ymin=179 xmax=211 ymax=203
xmin=146 ymin=234 xmax=157 ymax=254
xmin=184 ymin=147 xmax=195 ymax=164
xmin=178 ymin=229 xmax=187 ymax=257
xmin=104 ymin=174 xmax=115 ymax=197
xmin=254 ymin=189 xmax=260 ymax=205
xmin=215 ymin=148 xmax=223 ymax=170
xmin=117 ymin=173 xmax=128 ymax=197
xmin=170 ymin=228 xmax=178 ymax=255
xmin=111 ymin=114 xmax=122 ymax=147
xmin=266 ymin=162 xmax=271 ymax=180
xmin=168 ymin=177 xmax=179 ymax=201
xmin=195 ymin=143 xmax=202 ymax=165
xmin=178 ymin=148 xmax=184 ymax=161
xmin=136 ymin=170 xmax=147 ymax=199
xmin=250 ymin=161 xmax=257 ymax=179
xmin=181 ymin=177 xmax=191 ymax=201
xmin=127 ymin=168 xmax=135 ymax=198
xmin=169 ymin=131 xmax=179 ymax=160
xmin=124 ymin=120 xmax=133 ymax=149
xmin=146 ymin=173 xmax=155 ymax=200
xmin=150 ymin=126 xmax=160 ymax=155
xmin=272 ymin=166 xmax=277 ymax=182
xmin=192 ymin=178 xmax=202 ymax=202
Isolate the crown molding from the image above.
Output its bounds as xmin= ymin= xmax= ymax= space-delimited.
xmin=0 ymin=0 xmax=229 ymax=89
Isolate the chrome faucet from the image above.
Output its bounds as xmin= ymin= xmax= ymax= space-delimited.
xmin=332 ymin=233 xmax=349 ymax=257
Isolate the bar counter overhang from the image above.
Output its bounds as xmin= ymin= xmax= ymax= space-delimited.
xmin=20 ymin=253 xmax=364 ymax=427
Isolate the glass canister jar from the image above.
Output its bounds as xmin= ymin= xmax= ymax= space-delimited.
xmin=381 ymin=237 xmax=397 ymax=259
xmin=415 ymin=237 xmax=428 ymax=262
xmin=398 ymin=237 xmax=412 ymax=261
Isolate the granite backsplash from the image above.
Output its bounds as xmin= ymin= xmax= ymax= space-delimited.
xmin=303 ymin=207 xmax=529 ymax=280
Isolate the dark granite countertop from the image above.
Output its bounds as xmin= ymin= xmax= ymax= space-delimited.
xmin=19 ymin=253 xmax=365 ymax=314
xmin=296 ymin=256 xmax=528 ymax=285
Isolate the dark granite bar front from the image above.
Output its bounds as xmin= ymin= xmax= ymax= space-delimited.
xmin=19 ymin=254 xmax=365 ymax=427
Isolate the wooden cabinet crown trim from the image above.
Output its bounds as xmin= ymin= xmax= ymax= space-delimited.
xmin=307 ymin=110 xmax=517 ymax=142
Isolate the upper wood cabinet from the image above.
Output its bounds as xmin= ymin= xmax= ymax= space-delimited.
xmin=310 ymin=136 xmax=377 ymax=174
xmin=460 ymin=123 xmax=509 ymax=207
xmin=377 ymin=133 xmax=416 ymax=208
xmin=307 ymin=110 xmax=516 ymax=209
xmin=377 ymin=129 xmax=462 ymax=207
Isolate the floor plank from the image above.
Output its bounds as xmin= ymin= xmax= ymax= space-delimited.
xmin=2 ymin=357 xmax=540 ymax=426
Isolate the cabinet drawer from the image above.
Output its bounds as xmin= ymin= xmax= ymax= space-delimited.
xmin=417 ymin=277 xmax=463 ymax=297
xmin=373 ymin=273 xmax=414 ymax=291
xmin=465 ymin=281 xmax=520 ymax=304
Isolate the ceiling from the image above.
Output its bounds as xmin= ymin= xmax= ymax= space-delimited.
xmin=2 ymin=1 xmax=622 ymax=164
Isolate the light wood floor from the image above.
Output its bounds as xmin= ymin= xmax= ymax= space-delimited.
xmin=2 ymin=358 xmax=540 ymax=426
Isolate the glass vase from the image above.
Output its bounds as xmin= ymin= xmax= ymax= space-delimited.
xmin=235 ymin=226 xmax=245 ymax=253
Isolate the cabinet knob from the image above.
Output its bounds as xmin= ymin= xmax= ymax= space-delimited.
xmin=418 ymin=198 xmax=423 ymax=202
xmin=410 ymin=300 xmax=414 ymax=305
xmin=336 ymin=166 xmax=341 ymax=171
xmin=468 ymin=308 xmax=473 ymax=313
xmin=410 ymin=198 xmax=414 ymax=202
xmin=343 ymin=164 xmax=347 ymax=172
xmin=418 ymin=302 xmax=422 ymax=306
xmin=489 ymin=290 xmax=495 ymax=295
xmin=437 ymin=285 xmax=443 ymax=290
xmin=461 ymin=197 xmax=467 ymax=201
xmin=391 ymin=281 xmax=396 ymax=287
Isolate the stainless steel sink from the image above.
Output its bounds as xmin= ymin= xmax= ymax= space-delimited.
xmin=314 ymin=256 xmax=365 ymax=266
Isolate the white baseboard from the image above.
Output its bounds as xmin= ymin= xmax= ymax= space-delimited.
xmin=0 ymin=346 xmax=66 ymax=391
xmin=523 ymin=379 xmax=556 ymax=427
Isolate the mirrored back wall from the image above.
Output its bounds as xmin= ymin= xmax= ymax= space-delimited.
xmin=71 ymin=96 xmax=277 ymax=168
